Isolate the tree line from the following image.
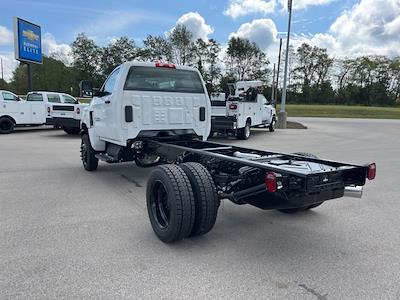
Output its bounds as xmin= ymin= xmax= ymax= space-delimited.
xmin=1 ymin=25 xmax=399 ymax=106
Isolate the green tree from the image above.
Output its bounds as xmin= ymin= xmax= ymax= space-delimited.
xmin=141 ymin=35 xmax=172 ymax=62
xmin=9 ymin=56 xmax=79 ymax=95
xmin=71 ymin=33 xmax=103 ymax=85
xmin=101 ymin=37 xmax=138 ymax=76
xmin=169 ymin=24 xmax=194 ymax=65
xmin=0 ymin=78 xmax=8 ymax=90
xmin=225 ymin=37 xmax=268 ymax=81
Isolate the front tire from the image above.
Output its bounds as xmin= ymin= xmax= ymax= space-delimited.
xmin=80 ymin=134 xmax=98 ymax=171
xmin=180 ymin=162 xmax=219 ymax=237
xmin=0 ymin=117 xmax=15 ymax=134
xmin=146 ymin=165 xmax=195 ymax=243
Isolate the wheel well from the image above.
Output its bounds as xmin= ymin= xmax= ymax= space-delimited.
xmin=81 ymin=123 xmax=88 ymax=135
xmin=0 ymin=115 xmax=16 ymax=125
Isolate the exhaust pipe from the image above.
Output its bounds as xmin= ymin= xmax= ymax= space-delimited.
xmin=344 ymin=186 xmax=363 ymax=198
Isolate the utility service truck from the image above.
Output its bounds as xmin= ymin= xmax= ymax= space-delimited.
xmin=0 ymin=90 xmax=86 ymax=134
xmin=0 ymin=90 xmax=46 ymax=133
xmin=210 ymin=81 xmax=276 ymax=139
xmin=79 ymin=61 xmax=376 ymax=243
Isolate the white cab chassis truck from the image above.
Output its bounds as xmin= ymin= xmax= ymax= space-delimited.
xmin=0 ymin=90 xmax=46 ymax=133
xmin=80 ymin=61 xmax=376 ymax=243
xmin=210 ymin=81 xmax=276 ymax=140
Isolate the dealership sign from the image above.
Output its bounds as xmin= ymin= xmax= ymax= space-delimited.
xmin=13 ymin=17 xmax=42 ymax=64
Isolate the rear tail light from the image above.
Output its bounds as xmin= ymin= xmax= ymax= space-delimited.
xmin=229 ymin=103 xmax=237 ymax=110
xmin=367 ymin=163 xmax=376 ymax=180
xmin=76 ymin=107 xmax=80 ymax=114
xmin=155 ymin=62 xmax=176 ymax=68
xmin=47 ymin=107 xmax=50 ymax=113
xmin=265 ymin=171 xmax=277 ymax=193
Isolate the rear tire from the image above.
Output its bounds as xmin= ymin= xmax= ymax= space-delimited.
xmin=0 ymin=117 xmax=15 ymax=134
xmin=80 ymin=134 xmax=98 ymax=171
xmin=64 ymin=127 xmax=80 ymax=135
xmin=278 ymin=152 xmax=324 ymax=214
xmin=237 ymin=121 xmax=251 ymax=140
xmin=180 ymin=162 xmax=219 ymax=237
xmin=147 ymin=165 xmax=195 ymax=243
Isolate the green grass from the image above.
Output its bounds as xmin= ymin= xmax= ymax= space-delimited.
xmin=279 ymin=104 xmax=400 ymax=119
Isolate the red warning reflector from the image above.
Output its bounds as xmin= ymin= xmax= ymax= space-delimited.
xmin=265 ymin=171 xmax=277 ymax=193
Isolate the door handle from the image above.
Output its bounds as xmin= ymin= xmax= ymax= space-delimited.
xmin=105 ymin=100 xmax=111 ymax=104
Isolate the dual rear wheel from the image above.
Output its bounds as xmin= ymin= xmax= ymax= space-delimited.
xmin=146 ymin=163 xmax=219 ymax=243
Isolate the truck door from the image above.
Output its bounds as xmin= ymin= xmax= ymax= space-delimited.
xmin=1 ymin=91 xmax=19 ymax=113
xmin=26 ymin=93 xmax=46 ymax=124
xmin=92 ymin=67 xmax=121 ymax=141
xmin=260 ymin=95 xmax=272 ymax=123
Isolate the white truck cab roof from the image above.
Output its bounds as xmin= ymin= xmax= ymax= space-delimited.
xmin=26 ymin=91 xmax=78 ymax=104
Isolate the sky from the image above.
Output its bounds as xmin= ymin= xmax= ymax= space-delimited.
xmin=1 ymin=0 xmax=400 ymax=81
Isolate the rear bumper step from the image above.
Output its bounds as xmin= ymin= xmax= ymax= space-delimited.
xmin=344 ymin=186 xmax=363 ymax=198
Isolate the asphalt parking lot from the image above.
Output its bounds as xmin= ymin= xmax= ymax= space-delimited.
xmin=1 ymin=118 xmax=400 ymax=299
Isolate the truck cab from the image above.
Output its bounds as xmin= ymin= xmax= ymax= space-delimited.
xmin=81 ymin=62 xmax=211 ymax=152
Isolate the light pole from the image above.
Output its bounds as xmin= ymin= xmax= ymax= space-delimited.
xmin=0 ymin=57 xmax=3 ymax=81
xmin=277 ymin=0 xmax=293 ymax=129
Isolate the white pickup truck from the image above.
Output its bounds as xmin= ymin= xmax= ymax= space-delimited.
xmin=27 ymin=91 xmax=87 ymax=134
xmin=79 ymin=61 xmax=375 ymax=244
xmin=1 ymin=90 xmax=87 ymax=134
xmin=210 ymin=81 xmax=276 ymax=139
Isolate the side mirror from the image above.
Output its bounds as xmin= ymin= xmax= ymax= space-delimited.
xmin=79 ymin=80 xmax=93 ymax=98
xmin=16 ymin=96 xmax=21 ymax=101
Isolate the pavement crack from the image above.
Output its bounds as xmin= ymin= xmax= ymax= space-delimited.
xmin=299 ymin=284 xmax=328 ymax=300
xmin=120 ymin=174 xmax=143 ymax=187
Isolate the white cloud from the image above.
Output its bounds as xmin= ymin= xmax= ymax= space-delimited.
xmin=279 ymin=0 xmax=335 ymax=11
xmin=174 ymin=12 xmax=214 ymax=40
xmin=224 ymin=0 xmax=275 ymax=18
xmin=280 ymin=0 xmax=400 ymax=59
xmin=229 ymin=19 xmax=278 ymax=51
xmin=0 ymin=26 xmax=13 ymax=46
xmin=0 ymin=52 xmax=19 ymax=82
xmin=42 ymin=33 xmax=73 ymax=64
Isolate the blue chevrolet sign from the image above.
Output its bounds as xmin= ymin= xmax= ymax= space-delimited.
xmin=13 ymin=17 xmax=42 ymax=64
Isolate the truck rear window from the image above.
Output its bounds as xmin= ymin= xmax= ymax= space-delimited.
xmin=124 ymin=66 xmax=204 ymax=94
xmin=27 ymin=93 xmax=43 ymax=101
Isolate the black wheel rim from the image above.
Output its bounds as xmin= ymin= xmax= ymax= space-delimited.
xmin=150 ymin=181 xmax=170 ymax=229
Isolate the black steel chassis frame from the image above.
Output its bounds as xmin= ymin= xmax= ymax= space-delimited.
xmin=144 ymin=138 xmax=368 ymax=210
